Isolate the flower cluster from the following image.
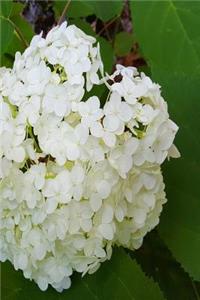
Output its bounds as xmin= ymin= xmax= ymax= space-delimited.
xmin=0 ymin=22 xmax=179 ymax=292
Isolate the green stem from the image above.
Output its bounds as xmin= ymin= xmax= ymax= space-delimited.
xmin=58 ymin=0 xmax=72 ymax=25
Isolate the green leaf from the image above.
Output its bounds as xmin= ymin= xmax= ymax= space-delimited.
xmin=97 ymin=37 xmax=114 ymax=73
xmin=85 ymin=0 xmax=123 ymax=21
xmin=0 ymin=2 xmax=32 ymax=67
xmin=10 ymin=2 xmax=23 ymax=18
xmin=131 ymin=1 xmax=200 ymax=280
xmin=0 ymin=17 xmax=14 ymax=57
xmin=54 ymin=1 xmax=93 ymax=19
xmin=0 ymin=3 xmax=33 ymax=67
xmin=134 ymin=230 xmax=200 ymax=300
xmin=114 ymin=32 xmax=134 ymax=56
xmin=11 ymin=15 xmax=34 ymax=44
xmin=55 ymin=1 xmax=123 ymax=23
xmin=0 ymin=0 xmax=13 ymax=18
xmin=1 ymin=248 xmax=164 ymax=300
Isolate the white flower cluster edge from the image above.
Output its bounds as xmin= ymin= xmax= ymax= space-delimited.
xmin=0 ymin=22 xmax=180 ymax=292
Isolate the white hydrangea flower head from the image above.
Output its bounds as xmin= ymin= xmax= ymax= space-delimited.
xmin=0 ymin=23 xmax=179 ymax=293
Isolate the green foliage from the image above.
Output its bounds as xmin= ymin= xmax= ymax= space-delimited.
xmin=114 ymin=32 xmax=134 ymax=56
xmin=131 ymin=0 xmax=200 ymax=281
xmin=11 ymin=15 xmax=34 ymax=43
xmin=55 ymin=0 xmax=123 ymax=21
xmin=0 ymin=2 xmax=33 ymax=66
xmin=55 ymin=1 xmax=93 ymax=19
xmin=0 ymin=0 xmax=13 ymax=18
xmin=0 ymin=0 xmax=14 ymax=56
xmin=98 ymin=36 xmax=114 ymax=73
xmin=1 ymin=248 xmax=164 ymax=300
xmin=84 ymin=1 xmax=123 ymax=22
xmin=0 ymin=17 xmax=13 ymax=55
xmin=133 ymin=231 xmax=200 ymax=300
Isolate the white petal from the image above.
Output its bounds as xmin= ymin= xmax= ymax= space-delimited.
xmin=35 ymin=176 xmax=45 ymax=190
xmin=133 ymin=208 xmax=147 ymax=225
xmin=103 ymin=132 xmax=116 ymax=147
xmin=125 ymin=138 xmax=139 ymax=155
xmin=45 ymin=197 xmax=58 ymax=214
xmin=141 ymin=173 xmax=156 ymax=190
xmin=78 ymin=102 xmax=89 ymax=116
xmin=55 ymin=100 xmax=68 ymax=117
xmin=90 ymin=194 xmax=102 ymax=212
xmin=33 ymin=244 xmax=46 ymax=260
xmin=103 ymin=116 xmax=120 ymax=132
xmin=118 ymin=154 xmax=133 ymax=175
xmin=66 ymin=144 xmax=80 ymax=160
xmin=143 ymin=193 xmax=155 ymax=208
xmin=115 ymin=206 xmax=124 ymax=222
xmin=80 ymin=218 xmax=92 ymax=232
xmin=119 ymin=102 xmax=133 ymax=122
xmin=126 ymin=94 xmax=137 ymax=105
xmin=15 ymin=253 xmax=28 ymax=270
xmin=168 ymin=144 xmax=181 ymax=158
xmin=102 ymin=205 xmax=114 ymax=223
xmin=95 ymin=247 xmax=106 ymax=258
xmin=87 ymin=96 xmax=100 ymax=111
xmin=71 ymin=164 xmax=84 ymax=183
xmin=73 ymin=185 xmax=83 ymax=201
xmin=133 ymin=152 xmax=145 ymax=166
xmin=75 ymin=124 xmax=89 ymax=144
xmin=96 ymin=180 xmax=111 ymax=199
xmin=12 ymin=147 xmax=25 ymax=162
xmin=98 ymin=223 xmax=114 ymax=240
xmin=37 ymin=277 xmax=48 ymax=291
xmin=69 ymin=219 xmax=80 ymax=234
xmin=90 ymin=122 xmax=104 ymax=137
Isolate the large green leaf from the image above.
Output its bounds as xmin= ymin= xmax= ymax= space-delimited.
xmin=2 ymin=248 xmax=164 ymax=300
xmin=98 ymin=36 xmax=114 ymax=73
xmin=11 ymin=15 xmax=33 ymax=44
xmin=131 ymin=1 xmax=200 ymax=280
xmin=54 ymin=1 xmax=93 ymax=19
xmin=55 ymin=0 xmax=123 ymax=21
xmin=0 ymin=2 xmax=32 ymax=67
xmin=0 ymin=17 xmax=14 ymax=57
xmin=0 ymin=0 xmax=13 ymax=18
xmin=84 ymin=0 xmax=123 ymax=22
xmin=114 ymin=32 xmax=134 ymax=56
xmin=0 ymin=0 xmax=14 ymax=57
xmin=134 ymin=230 xmax=200 ymax=300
